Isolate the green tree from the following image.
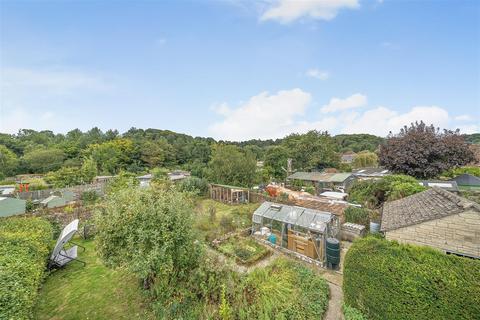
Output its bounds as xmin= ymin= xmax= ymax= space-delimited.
xmin=352 ymin=151 xmax=378 ymax=168
xmin=22 ymin=147 xmax=65 ymax=173
xmin=263 ymin=146 xmax=290 ymax=180
xmin=208 ymin=144 xmax=257 ymax=187
xmin=84 ymin=138 xmax=134 ymax=174
xmin=282 ymin=130 xmax=339 ymax=171
xmin=0 ymin=145 xmax=19 ymax=178
xmin=45 ymin=167 xmax=83 ymax=187
xmin=95 ymin=187 xmax=200 ymax=290
xmin=139 ymin=139 xmax=174 ymax=168
xmin=81 ymin=157 xmax=98 ymax=183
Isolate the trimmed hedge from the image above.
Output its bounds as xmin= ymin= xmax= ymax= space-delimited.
xmin=0 ymin=217 xmax=53 ymax=320
xmin=344 ymin=237 xmax=480 ymax=320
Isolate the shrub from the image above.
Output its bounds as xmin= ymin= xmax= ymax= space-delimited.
xmin=343 ymin=304 xmax=367 ymax=320
xmin=343 ymin=237 xmax=480 ymax=320
xmin=178 ymin=176 xmax=209 ymax=195
xmin=0 ymin=217 xmax=53 ymax=320
xmin=442 ymin=166 xmax=480 ymax=178
xmin=80 ymin=190 xmax=99 ymax=204
xmin=344 ymin=206 xmax=369 ymax=227
xmin=304 ymin=186 xmax=315 ymax=195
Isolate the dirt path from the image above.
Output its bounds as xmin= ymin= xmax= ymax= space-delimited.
xmin=325 ymin=282 xmax=344 ymax=320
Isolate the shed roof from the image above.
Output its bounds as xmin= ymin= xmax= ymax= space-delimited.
xmin=287 ymin=171 xmax=352 ymax=183
xmin=40 ymin=195 xmax=59 ymax=204
xmin=381 ymin=187 xmax=480 ymax=231
xmin=419 ymin=180 xmax=459 ymax=192
xmin=452 ymin=174 xmax=480 ymax=186
xmin=253 ymin=201 xmax=334 ymax=232
xmin=352 ymin=167 xmax=389 ymax=177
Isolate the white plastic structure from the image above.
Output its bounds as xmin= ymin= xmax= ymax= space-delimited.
xmin=49 ymin=219 xmax=85 ymax=268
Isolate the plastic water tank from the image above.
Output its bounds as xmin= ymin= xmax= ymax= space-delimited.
xmin=326 ymin=238 xmax=340 ymax=268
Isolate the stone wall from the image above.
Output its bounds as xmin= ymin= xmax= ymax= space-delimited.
xmin=385 ymin=210 xmax=480 ymax=258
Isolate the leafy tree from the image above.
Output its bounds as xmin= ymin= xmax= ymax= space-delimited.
xmin=282 ymin=130 xmax=339 ymax=171
xmin=442 ymin=166 xmax=480 ymax=178
xmin=81 ymin=157 xmax=98 ymax=183
xmin=263 ymin=146 xmax=290 ymax=180
xmin=105 ymin=171 xmax=139 ymax=194
xmin=208 ymin=144 xmax=257 ymax=187
xmin=95 ymin=187 xmax=200 ymax=289
xmin=0 ymin=145 xmax=19 ymax=178
xmin=45 ymin=167 xmax=83 ymax=187
xmin=379 ymin=122 xmax=474 ymax=179
xmin=352 ymin=151 xmax=378 ymax=168
xmin=84 ymin=138 xmax=134 ymax=174
xmin=334 ymin=134 xmax=384 ymax=153
xmin=139 ymin=139 xmax=174 ymax=168
xmin=22 ymin=147 xmax=65 ymax=173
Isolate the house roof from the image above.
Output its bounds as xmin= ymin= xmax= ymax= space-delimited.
xmin=287 ymin=171 xmax=352 ymax=183
xmin=419 ymin=180 xmax=459 ymax=192
xmin=381 ymin=187 xmax=480 ymax=231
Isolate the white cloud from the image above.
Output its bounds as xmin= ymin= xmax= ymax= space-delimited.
xmin=341 ymin=106 xmax=451 ymax=136
xmin=209 ymin=88 xmax=313 ymax=140
xmin=455 ymin=114 xmax=473 ymax=121
xmin=306 ymin=68 xmax=329 ymax=80
xmin=260 ymin=0 xmax=359 ymax=23
xmin=456 ymin=124 xmax=479 ymax=134
xmin=0 ymin=107 xmax=69 ymax=134
xmin=321 ymin=93 xmax=367 ymax=113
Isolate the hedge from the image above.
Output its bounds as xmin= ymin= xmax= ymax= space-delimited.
xmin=344 ymin=207 xmax=370 ymax=228
xmin=343 ymin=237 xmax=480 ymax=320
xmin=0 ymin=217 xmax=53 ymax=320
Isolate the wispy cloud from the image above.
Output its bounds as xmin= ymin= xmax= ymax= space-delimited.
xmin=306 ymin=68 xmax=329 ymax=80
xmin=260 ymin=0 xmax=359 ymax=24
xmin=321 ymin=93 xmax=367 ymax=113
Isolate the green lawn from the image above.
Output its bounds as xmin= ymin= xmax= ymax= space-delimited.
xmin=35 ymin=239 xmax=154 ymax=320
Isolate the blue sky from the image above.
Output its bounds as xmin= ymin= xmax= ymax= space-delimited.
xmin=1 ymin=0 xmax=479 ymax=140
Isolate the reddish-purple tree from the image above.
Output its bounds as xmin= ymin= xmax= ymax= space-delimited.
xmin=379 ymin=122 xmax=474 ymax=178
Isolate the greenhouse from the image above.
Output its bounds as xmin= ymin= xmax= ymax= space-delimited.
xmin=252 ymin=201 xmax=340 ymax=264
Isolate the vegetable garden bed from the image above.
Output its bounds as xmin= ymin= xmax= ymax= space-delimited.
xmin=215 ymin=235 xmax=271 ymax=266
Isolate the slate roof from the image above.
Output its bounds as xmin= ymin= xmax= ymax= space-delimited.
xmin=381 ymin=187 xmax=480 ymax=231
xmin=352 ymin=167 xmax=390 ymax=177
xmin=287 ymin=171 xmax=352 ymax=183
xmin=452 ymin=174 xmax=480 ymax=187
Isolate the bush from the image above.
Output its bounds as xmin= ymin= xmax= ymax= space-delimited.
xmin=0 ymin=217 xmax=53 ymax=320
xmin=348 ymin=175 xmax=425 ymax=208
xmin=178 ymin=177 xmax=209 ymax=195
xmin=343 ymin=237 xmax=480 ymax=320
xmin=343 ymin=304 xmax=368 ymax=320
xmin=304 ymin=186 xmax=315 ymax=195
xmin=80 ymin=190 xmax=99 ymax=204
xmin=344 ymin=207 xmax=370 ymax=227
xmin=442 ymin=166 xmax=480 ymax=178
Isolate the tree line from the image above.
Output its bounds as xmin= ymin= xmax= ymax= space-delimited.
xmin=0 ymin=124 xmax=477 ymax=187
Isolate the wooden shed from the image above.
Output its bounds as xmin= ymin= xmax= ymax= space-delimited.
xmin=210 ymin=184 xmax=250 ymax=204
xmin=0 ymin=197 xmax=26 ymax=217
xmin=40 ymin=195 xmax=67 ymax=208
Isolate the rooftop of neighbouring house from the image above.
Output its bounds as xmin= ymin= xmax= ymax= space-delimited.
xmin=352 ymin=167 xmax=390 ymax=177
xmin=381 ymin=187 xmax=480 ymax=231
xmin=418 ymin=180 xmax=459 ymax=192
xmin=287 ymin=171 xmax=353 ymax=183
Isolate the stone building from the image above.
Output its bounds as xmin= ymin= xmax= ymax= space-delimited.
xmin=381 ymin=187 xmax=480 ymax=258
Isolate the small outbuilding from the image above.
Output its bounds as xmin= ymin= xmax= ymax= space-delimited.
xmin=287 ymin=171 xmax=356 ymax=194
xmin=419 ymin=180 xmax=460 ymax=193
xmin=40 ymin=195 xmax=67 ymax=209
xmin=451 ymin=174 xmax=480 ymax=191
xmin=381 ymin=187 xmax=480 ymax=258
xmin=137 ymin=173 xmax=153 ymax=187
xmin=210 ymin=184 xmax=250 ymax=204
xmin=168 ymin=170 xmax=191 ymax=182
xmin=252 ymin=202 xmax=339 ymax=264
xmin=0 ymin=197 xmax=26 ymax=217
xmin=352 ymin=167 xmax=390 ymax=180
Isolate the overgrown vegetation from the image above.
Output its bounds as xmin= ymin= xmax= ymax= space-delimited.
xmin=441 ymin=165 xmax=480 ymax=178
xmin=344 ymin=206 xmax=370 ymax=227
xmin=216 ymin=236 xmax=271 ymax=265
xmin=343 ymin=237 xmax=480 ymax=320
xmin=0 ymin=217 xmax=53 ymax=320
xmin=348 ymin=174 xmax=426 ymax=208
xmin=343 ymin=304 xmax=368 ymax=320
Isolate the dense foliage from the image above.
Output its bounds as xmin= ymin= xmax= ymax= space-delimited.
xmin=0 ymin=218 xmax=53 ymax=320
xmin=441 ymin=166 xmax=480 ymax=178
xmin=334 ymin=134 xmax=384 ymax=152
xmin=352 ymin=151 xmax=378 ymax=168
xmin=348 ymin=175 xmax=426 ymax=208
xmin=95 ymin=187 xmax=200 ymax=289
xmin=178 ymin=176 xmax=209 ymax=195
xmin=379 ymin=122 xmax=474 ymax=178
xmin=344 ymin=237 xmax=480 ymax=320
xmin=344 ymin=207 xmax=370 ymax=227
xmin=343 ymin=304 xmax=368 ymax=320
xmin=208 ymin=144 xmax=257 ymax=187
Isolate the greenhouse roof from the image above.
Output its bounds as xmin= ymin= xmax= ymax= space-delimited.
xmin=253 ymin=201 xmax=333 ymax=232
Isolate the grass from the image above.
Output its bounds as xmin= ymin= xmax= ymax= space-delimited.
xmin=35 ymin=239 xmax=154 ymax=320
xmin=217 ymin=235 xmax=271 ymax=265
